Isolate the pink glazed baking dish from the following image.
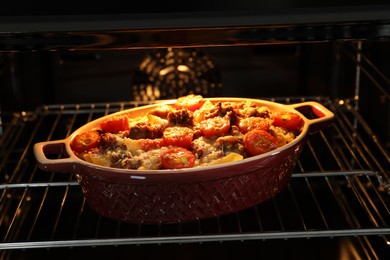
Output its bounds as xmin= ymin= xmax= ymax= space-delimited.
xmin=34 ymin=98 xmax=334 ymax=224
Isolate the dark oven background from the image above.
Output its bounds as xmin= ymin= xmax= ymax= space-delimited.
xmin=1 ymin=42 xmax=389 ymax=145
xmin=0 ymin=5 xmax=389 ymax=258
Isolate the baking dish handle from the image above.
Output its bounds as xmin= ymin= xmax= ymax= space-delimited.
xmin=289 ymin=101 xmax=335 ymax=134
xmin=33 ymin=140 xmax=76 ymax=173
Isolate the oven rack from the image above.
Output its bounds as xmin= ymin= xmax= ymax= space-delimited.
xmin=0 ymin=97 xmax=389 ymax=254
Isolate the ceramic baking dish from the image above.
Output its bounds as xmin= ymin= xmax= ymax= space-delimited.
xmin=34 ymin=98 xmax=334 ymax=224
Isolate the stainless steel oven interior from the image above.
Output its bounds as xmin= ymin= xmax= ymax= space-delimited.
xmin=0 ymin=5 xmax=389 ymax=260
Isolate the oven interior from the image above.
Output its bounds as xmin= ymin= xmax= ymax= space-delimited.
xmin=0 ymin=7 xmax=389 ymax=260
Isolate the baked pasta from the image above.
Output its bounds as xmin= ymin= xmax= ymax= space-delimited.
xmin=71 ymin=95 xmax=303 ymax=170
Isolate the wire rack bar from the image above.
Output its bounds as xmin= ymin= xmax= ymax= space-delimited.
xmin=1 ymin=228 xmax=389 ymax=250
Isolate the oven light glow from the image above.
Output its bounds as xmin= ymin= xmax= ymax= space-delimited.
xmin=177 ymin=65 xmax=190 ymax=72
xmin=159 ymin=65 xmax=190 ymax=76
xmin=159 ymin=66 xmax=174 ymax=76
xmin=338 ymin=238 xmax=361 ymax=260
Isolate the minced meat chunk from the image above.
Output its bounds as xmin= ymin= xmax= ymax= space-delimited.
xmin=126 ymin=116 xmax=168 ymax=139
xmin=215 ymin=135 xmax=247 ymax=157
xmin=126 ymin=122 xmax=163 ymax=139
xmin=100 ymin=132 xmax=123 ymax=150
xmin=111 ymin=148 xmax=168 ymax=170
xmin=167 ymin=109 xmax=194 ymax=126
xmin=236 ymin=102 xmax=271 ymax=118
xmin=190 ymin=136 xmax=216 ymax=159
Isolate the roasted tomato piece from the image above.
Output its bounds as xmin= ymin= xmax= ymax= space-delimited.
xmin=175 ymin=94 xmax=204 ymax=111
xmin=71 ymin=130 xmax=101 ymax=153
xmin=161 ymin=147 xmax=195 ymax=169
xmin=244 ymin=129 xmax=277 ymax=156
xmin=200 ymin=116 xmax=230 ymax=138
xmin=272 ymin=112 xmax=303 ymax=131
xmin=100 ymin=116 xmax=129 ymax=133
xmin=162 ymin=126 xmax=194 ymax=148
xmin=238 ymin=117 xmax=270 ymax=133
xmin=193 ymin=100 xmax=214 ymax=124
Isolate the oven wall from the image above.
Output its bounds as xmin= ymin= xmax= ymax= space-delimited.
xmin=0 ymin=41 xmax=388 ymax=146
xmin=1 ymin=43 xmax=340 ymax=107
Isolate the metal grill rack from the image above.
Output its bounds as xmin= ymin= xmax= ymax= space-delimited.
xmin=1 ymin=41 xmax=390 ymax=259
xmin=0 ymin=95 xmax=389 ymax=259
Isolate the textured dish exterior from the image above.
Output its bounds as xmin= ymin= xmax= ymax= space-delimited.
xmin=76 ymin=138 xmax=305 ymax=224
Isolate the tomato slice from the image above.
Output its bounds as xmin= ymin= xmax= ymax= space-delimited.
xmin=200 ymin=116 xmax=230 ymax=138
xmin=244 ymin=129 xmax=277 ymax=156
xmin=161 ymin=147 xmax=195 ymax=169
xmin=100 ymin=116 xmax=129 ymax=133
xmin=162 ymin=126 xmax=194 ymax=148
xmin=71 ymin=130 xmax=101 ymax=153
xmin=272 ymin=112 xmax=303 ymax=131
xmin=175 ymin=94 xmax=204 ymax=111
xmin=238 ymin=117 xmax=270 ymax=133
xmin=193 ymin=100 xmax=214 ymax=124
